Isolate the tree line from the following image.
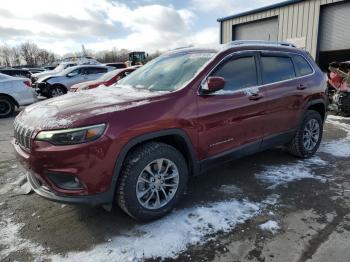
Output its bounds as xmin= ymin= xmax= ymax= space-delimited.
xmin=0 ymin=42 xmax=162 ymax=68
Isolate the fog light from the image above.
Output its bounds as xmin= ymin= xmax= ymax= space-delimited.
xmin=47 ymin=173 xmax=83 ymax=190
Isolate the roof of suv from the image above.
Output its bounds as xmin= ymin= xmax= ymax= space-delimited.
xmin=167 ymin=41 xmax=303 ymax=57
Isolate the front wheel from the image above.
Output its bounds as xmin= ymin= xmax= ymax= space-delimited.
xmin=116 ymin=142 xmax=188 ymax=221
xmin=288 ymin=110 xmax=323 ymax=158
xmin=49 ymin=85 xmax=66 ymax=98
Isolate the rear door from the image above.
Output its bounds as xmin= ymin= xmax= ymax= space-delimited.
xmin=258 ymin=52 xmax=314 ymax=141
xmin=86 ymin=67 xmax=108 ymax=81
xmin=197 ymin=51 xmax=267 ymax=160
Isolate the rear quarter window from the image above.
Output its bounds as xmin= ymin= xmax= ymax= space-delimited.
xmin=261 ymin=56 xmax=296 ymax=84
xmin=292 ymin=54 xmax=313 ymax=76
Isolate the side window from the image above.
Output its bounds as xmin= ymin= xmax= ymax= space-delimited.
xmin=212 ymin=56 xmax=258 ymax=92
xmin=261 ymin=55 xmax=295 ymax=84
xmin=87 ymin=67 xmax=108 ymax=74
xmin=292 ymin=54 xmax=313 ymax=76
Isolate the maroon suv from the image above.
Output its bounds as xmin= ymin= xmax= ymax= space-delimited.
xmin=13 ymin=41 xmax=327 ymax=220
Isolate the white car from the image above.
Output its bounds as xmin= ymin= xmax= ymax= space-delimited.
xmin=31 ymin=62 xmax=77 ymax=83
xmin=31 ymin=57 xmax=101 ymax=83
xmin=35 ymin=65 xmax=114 ymax=97
xmin=0 ymin=73 xmax=37 ymax=118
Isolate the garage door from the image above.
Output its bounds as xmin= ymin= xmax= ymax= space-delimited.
xmin=233 ymin=17 xmax=278 ymax=41
xmin=319 ymin=1 xmax=350 ymax=52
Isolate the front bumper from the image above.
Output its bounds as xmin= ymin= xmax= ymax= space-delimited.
xmin=26 ymin=171 xmax=113 ymax=205
xmin=12 ymin=136 xmax=117 ymax=205
xmin=33 ymin=82 xmax=50 ymax=96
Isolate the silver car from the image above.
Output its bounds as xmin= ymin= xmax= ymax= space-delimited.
xmin=35 ymin=65 xmax=114 ymax=97
xmin=0 ymin=73 xmax=37 ymax=118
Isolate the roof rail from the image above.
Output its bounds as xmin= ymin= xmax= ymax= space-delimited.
xmin=226 ymin=40 xmax=296 ymax=48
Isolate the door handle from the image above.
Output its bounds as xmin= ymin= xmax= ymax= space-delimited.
xmin=297 ymin=84 xmax=307 ymax=90
xmin=249 ymin=93 xmax=264 ymax=101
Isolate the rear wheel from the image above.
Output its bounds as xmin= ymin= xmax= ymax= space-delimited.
xmin=0 ymin=96 xmax=15 ymax=118
xmin=288 ymin=110 xmax=323 ymax=158
xmin=49 ymin=85 xmax=66 ymax=98
xmin=117 ymin=142 xmax=188 ymax=221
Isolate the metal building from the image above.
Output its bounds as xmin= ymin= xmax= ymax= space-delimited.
xmin=217 ymin=0 xmax=350 ymax=70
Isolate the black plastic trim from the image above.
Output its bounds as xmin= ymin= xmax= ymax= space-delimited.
xmin=27 ymin=172 xmax=113 ymax=205
xmin=109 ymin=129 xmax=199 ymax=200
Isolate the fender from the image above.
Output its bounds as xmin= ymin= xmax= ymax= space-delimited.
xmin=298 ymin=98 xmax=327 ymax=125
xmin=109 ymin=128 xmax=200 ymax=199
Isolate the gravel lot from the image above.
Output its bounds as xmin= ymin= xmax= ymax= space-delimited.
xmin=1 ymin=111 xmax=350 ymax=262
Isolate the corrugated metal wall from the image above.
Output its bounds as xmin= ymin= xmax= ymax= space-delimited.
xmin=220 ymin=0 xmax=345 ymax=59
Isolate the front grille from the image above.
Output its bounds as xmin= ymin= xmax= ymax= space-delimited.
xmin=14 ymin=120 xmax=34 ymax=150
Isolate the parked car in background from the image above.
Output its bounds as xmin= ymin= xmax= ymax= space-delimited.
xmin=43 ymin=66 xmax=57 ymax=71
xmin=0 ymin=73 xmax=37 ymax=118
xmin=31 ymin=62 xmax=77 ymax=83
xmin=0 ymin=68 xmax=31 ymax=79
xmin=34 ymin=65 xmax=114 ymax=97
xmin=26 ymin=68 xmax=46 ymax=74
xmin=31 ymin=57 xmax=101 ymax=83
xmin=104 ymin=62 xmax=127 ymax=69
xmin=13 ymin=41 xmax=327 ymax=220
xmin=70 ymin=66 xmax=140 ymax=92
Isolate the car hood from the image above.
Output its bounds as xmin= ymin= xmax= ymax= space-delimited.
xmin=16 ymin=86 xmax=169 ymax=130
xmin=33 ymin=70 xmax=58 ymax=78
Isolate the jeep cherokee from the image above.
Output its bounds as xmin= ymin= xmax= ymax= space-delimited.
xmin=13 ymin=41 xmax=328 ymax=220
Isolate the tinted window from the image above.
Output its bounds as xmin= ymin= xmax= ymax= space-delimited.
xmin=87 ymin=67 xmax=107 ymax=74
xmin=293 ymin=55 xmax=313 ymax=76
xmin=261 ymin=56 xmax=295 ymax=84
xmin=212 ymin=56 xmax=257 ymax=91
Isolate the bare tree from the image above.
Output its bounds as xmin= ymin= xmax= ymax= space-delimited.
xmin=0 ymin=45 xmax=12 ymax=67
xmin=20 ymin=41 xmax=40 ymax=65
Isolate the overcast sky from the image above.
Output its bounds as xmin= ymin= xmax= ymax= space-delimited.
xmin=0 ymin=0 xmax=282 ymax=54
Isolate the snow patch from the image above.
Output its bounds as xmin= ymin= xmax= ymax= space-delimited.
xmin=0 ymin=218 xmax=47 ymax=261
xmin=320 ymin=117 xmax=350 ymax=158
xmin=256 ymin=157 xmax=327 ymax=189
xmin=52 ymin=199 xmax=261 ymax=261
xmin=259 ymin=220 xmax=280 ymax=234
xmin=217 ymin=184 xmax=242 ymax=194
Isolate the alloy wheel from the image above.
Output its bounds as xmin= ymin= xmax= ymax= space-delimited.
xmin=303 ymin=119 xmax=320 ymax=151
xmin=136 ymin=158 xmax=179 ymax=210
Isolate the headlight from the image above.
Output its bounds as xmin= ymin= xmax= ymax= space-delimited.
xmin=35 ymin=124 xmax=106 ymax=145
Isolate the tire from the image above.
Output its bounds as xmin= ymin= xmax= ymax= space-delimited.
xmin=48 ymin=85 xmax=66 ymax=98
xmin=117 ymin=142 xmax=188 ymax=221
xmin=288 ymin=110 xmax=323 ymax=158
xmin=0 ymin=96 xmax=15 ymax=118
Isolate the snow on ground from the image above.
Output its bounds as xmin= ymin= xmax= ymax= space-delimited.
xmin=52 ymin=199 xmax=261 ymax=261
xmin=321 ymin=116 xmax=350 ymax=158
xmin=255 ymin=156 xmax=327 ymax=189
xmin=0 ymin=218 xmax=47 ymax=260
xmin=259 ymin=220 xmax=280 ymax=234
xmin=0 ymin=174 xmax=31 ymax=195
xmin=217 ymin=184 xmax=242 ymax=194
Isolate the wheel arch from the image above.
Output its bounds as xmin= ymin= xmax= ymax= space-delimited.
xmin=50 ymin=83 xmax=68 ymax=93
xmin=305 ymin=99 xmax=327 ymax=121
xmin=0 ymin=93 xmax=19 ymax=107
xmin=110 ymin=129 xmax=199 ymax=198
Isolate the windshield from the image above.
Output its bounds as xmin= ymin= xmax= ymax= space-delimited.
xmin=98 ymin=69 xmax=121 ymax=81
xmin=117 ymin=52 xmax=215 ymax=92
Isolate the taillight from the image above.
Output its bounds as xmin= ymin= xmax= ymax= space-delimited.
xmin=23 ymin=80 xmax=31 ymax=87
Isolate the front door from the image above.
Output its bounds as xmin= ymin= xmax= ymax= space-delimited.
xmin=196 ymin=51 xmax=267 ymax=161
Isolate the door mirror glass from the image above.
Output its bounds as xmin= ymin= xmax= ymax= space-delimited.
xmin=203 ymin=76 xmax=225 ymax=93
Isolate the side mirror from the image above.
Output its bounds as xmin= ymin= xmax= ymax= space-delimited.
xmin=202 ymin=76 xmax=225 ymax=93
